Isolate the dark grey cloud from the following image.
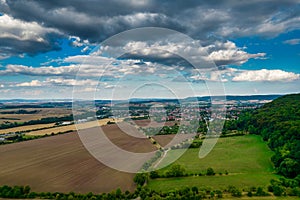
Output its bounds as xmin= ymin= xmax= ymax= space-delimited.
xmin=0 ymin=12 xmax=62 ymax=58
xmin=0 ymin=34 xmax=61 ymax=57
xmin=0 ymin=0 xmax=300 ymax=57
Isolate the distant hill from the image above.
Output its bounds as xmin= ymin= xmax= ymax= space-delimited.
xmin=124 ymin=94 xmax=282 ymax=103
xmin=1 ymin=94 xmax=281 ymax=105
xmin=223 ymin=94 xmax=281 ymax=101
xmin=239 ymin=93 xmax=300 ymax=178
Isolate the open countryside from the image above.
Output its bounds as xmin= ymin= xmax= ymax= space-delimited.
xmin=0 ymin=123 xmax=56 ymax=134
xmin=0 ymin=94 xmax=300 ymax=199
xmin=0 ymin=108 xmax=72 ymax=124
xmin=1 ymin=0 xmax=300 ymax=199
xmin=0 ymin=118 xmax=122 ymax=135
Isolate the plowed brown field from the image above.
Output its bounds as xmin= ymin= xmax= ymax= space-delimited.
xmin=0 ymin=124 xmax=156 ymax=194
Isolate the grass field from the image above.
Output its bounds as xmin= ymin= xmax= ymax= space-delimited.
xmin=148 ymin=135 xmax=279 ymax=191
xmin=0 ymin=123 xmax=156 ymax=193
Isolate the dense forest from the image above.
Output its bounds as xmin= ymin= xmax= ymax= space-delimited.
xmin=236 ymin=94 xmax=300 ymax=179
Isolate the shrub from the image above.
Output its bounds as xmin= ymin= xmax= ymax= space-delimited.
xmin=247 ymin=191 xmax=253 ymax=197
xmin=215 ymin=190 xmax=222 ymax=198
xmin=150 ymin=171 xmax=159 ymax=179
xmin=255 ymin=187 xmax=270 ymax=196
xmin=165 ymin=165 xmax=186 ymax=177
xmin=206 ymin=167 xmax=215 ymax=176
xmin=228 ymin=186 xmax=242 ymax=197
xmin=272 ymin=185 xmax=284 ymax=196
xmin=133 ymin=173 xmax=147 ymax=186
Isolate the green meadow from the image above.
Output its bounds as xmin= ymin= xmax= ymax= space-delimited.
xmin=148 ymin=135 xmax=280 ymax=191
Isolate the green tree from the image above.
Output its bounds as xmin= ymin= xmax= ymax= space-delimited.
xmin=116 ymin=188 xmax=122 ymax=199
xmin=279 ymin=158 xmax=300 ymax=178
xmin=166 ymin=164 xmax=186 ymax=177
xmin=272 ymin=185 xmax=284 ymax=196
xmin=150 ymin=170 xmax=159 ymax=179
xmin=134 ymin=173 xmax=147 ymax=186
xmin=247 ymin=191 xmax=253 ymax=197
xmin=215 ymin=190 xmax=222 ymax=198
xmin=206 ymin=167 xmax=215 ymax=176
xmin=255 ymin=187 xmax=269 ymax=196
xmin=191 ymin=186 xmax=198 ymax=194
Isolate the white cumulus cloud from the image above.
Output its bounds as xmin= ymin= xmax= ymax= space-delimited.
xmin=232 ymin=69 xmax=300 ymax=82
xmin=15 ymin=80 xmax=43 ymax=87
xmin=14 ymin=78 xmax=99 ymax=87
xmin=96 ymin=39 xmax=265 ymax=67
xmin=0 ymin=14 xmax=58 ymax=42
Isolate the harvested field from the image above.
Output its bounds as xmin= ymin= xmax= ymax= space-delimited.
xmin=25 ymin=118 xmax=122 ymax=136
xmin=100 ymin=124 xmax=157 ymax=153
xmin=153 ymin=134 xmax=176 ymax=147
xmin=153 ymin=134 xmax=194 ymax=148
xmin=25 ymin=125 xmax=76 ymax=136
xmin=0 ymin=124 xmax=156 ymax=193
xmin=0 ymin=108 xmax=72 ymax=124
xmin=0 ymin=123 xmax=56 ymax=134
xmin=77 ymin=124 xmax=157 ymax=172
xmin=76 ymin=118 xmax=123 ymax=130
xmin=0 ymin=114 xmax=42 ymax=124
xmin=133 ymin=119 xmax=177 ymax=128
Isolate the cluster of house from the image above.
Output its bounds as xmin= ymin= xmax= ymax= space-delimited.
xmin=0 ymin=132 xmax=20 ymax=142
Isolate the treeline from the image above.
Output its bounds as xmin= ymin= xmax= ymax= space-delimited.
xmin=226 ymin=94 xmax=300 ymax=179
xmin=0 ymin=115 xmax=74 ymax=130
xmin=1 ymin=102 xmax=72 ymax=109
xmin=134 ymin=172 xmax=300 ymax=199
xmin=1 ymin=176 xmax=300 ymax=200
xmin=2 ymin=183 xmax=298 ymax=200
xmin=0 ymin=130 xmax=74 ymax=145
xmin=0 ymin=185 xmax=126 ymax=200
xmin=0 ymin=109 xmax=39 ymax=114
xmin=148 ymin=165 xmax=228 ymax=179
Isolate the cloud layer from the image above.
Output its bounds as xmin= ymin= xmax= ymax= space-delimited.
xmin=0 ymin=0 xmax=299 ymax=98
xmin=232 ymin=69 xmax=300 ymax=82
xmin=0 ymin=14 xmax=61 ymax=58
xmin=0 ymin=0 xmax=300 ymax=56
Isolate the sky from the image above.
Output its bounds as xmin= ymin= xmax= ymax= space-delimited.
xmin=0 ymin=0 xmax=300 ymax=99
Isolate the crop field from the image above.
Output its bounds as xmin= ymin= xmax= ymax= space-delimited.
xmin=0 ymin=124 xmax=156 ymax=193
xmin=25 ymin=125 xmax=76 ymax=136
xmin=153 ymin=134 xmax=194 ymax=148
xmin=99 ymin=124 xmax=157 ymax=153
xmin=133 ymin=119 xmax=177 ymax=127
xmin=0 ymin=108 xmax=72 ymax=124
xmin=148 ymin=135 xmax=279 ymax=191
xmin=0 ymin=123 xmax=56 ymax=134
xmin=23 ymin=118 xmax=122 ymax=136
xmin=153 ymin=134 xmax=176 ymax=147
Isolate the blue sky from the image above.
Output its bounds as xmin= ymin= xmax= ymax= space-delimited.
xmin=0 ymin=0 xmax=299 ymax=99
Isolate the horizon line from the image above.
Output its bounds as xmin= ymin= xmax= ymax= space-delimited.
xmin=0 ymin=93 xmax=291 ymax=102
